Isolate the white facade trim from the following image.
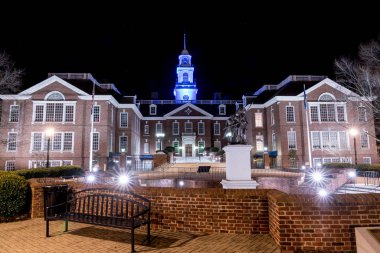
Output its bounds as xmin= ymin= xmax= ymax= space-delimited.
xmin=0 ymin=95 xmax=31 ymax=100
xmin=19 ymin=75 xmax=88 ymax=96
xmin=164 ymin=102 xmax=213 ymax=117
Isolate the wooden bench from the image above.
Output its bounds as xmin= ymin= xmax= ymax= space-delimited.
xmin=197 ymin=166 xmax=211 ymax=173
xmin=45 ymin=188 xmax=151 ymax=252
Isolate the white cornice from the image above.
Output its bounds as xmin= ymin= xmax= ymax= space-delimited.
xmin=297 ymin=78 xmax=358 ymax=97
xmin=142 ymin=117 xmax=166 ymax=120
xmin=212 ymin=117 xmax=229 ymax=120
xmin=165 ymin=116 xmax=213 ymax=120
xmin=19 ymin=75 xmax=88 ymax=96
xmin=0 ymin=95 xmax=31 ymax=100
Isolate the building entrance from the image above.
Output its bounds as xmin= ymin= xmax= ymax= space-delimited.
xmin=185 ymin=144 xmax=192 ymax=157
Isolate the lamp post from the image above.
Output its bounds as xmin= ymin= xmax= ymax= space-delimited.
xmin=263 ymin=146 xmax=268 ymax=169
xmin=350 ymin=128 xmax=358 ymax=166
xmin=156 ymin=133 xmax=165 ymax=151
xmin=45 ymin=128 xmax=54 ymax=168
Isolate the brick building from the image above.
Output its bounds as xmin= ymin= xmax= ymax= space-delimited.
xmin=0 ymin=37 xmax=378 ymax=170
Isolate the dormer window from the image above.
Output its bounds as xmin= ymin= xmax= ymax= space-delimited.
xmin=149 ymin=104 xmax=157 ymax=115
xmin=219 ymin=104 xmax=226 ymax=115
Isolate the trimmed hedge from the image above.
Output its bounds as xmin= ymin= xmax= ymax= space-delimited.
xmin=15 ymin=166 xmax=84 ymax=180
xmin=355 ymin=164 xmax=380 ymax=172
xmin=323 ymin=163 xmax=354 ymax=168
xmin=0 ymin=172 xmax=29 ymax=217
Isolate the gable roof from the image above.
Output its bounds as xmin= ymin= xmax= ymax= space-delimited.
xmin=19 ymin=75 xmax=89 ymax=96
xmin=164 ymin=103 xmax=213 ymax=118
xmin=297 ymin=78 xmax=359 ymax=97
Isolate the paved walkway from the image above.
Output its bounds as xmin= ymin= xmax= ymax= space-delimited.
xmin=0 ymin=218 xmax=280 ymax=253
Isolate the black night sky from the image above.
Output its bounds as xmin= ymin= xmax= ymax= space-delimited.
xmin=1 ymin=3 xmax=379 ymax=99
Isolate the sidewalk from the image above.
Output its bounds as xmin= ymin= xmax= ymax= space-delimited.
xmin=0 ymin=218 xmax=280 ymax=253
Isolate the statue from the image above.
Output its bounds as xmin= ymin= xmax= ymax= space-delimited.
xmin=223 ymin=107 xmax=248 ymax=144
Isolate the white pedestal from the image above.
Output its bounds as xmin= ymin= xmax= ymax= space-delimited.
xmin=221 ymin=145 xmax=258 ymax=189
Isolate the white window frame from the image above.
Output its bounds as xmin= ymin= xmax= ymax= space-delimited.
xmin=198 ymin=121 xmax=205 ymax=135
xmin=144 ymin=142 xmax=149 ymax=154
xmin=119 ymin=136 xmax=128 ymax=152
xmin=308 ymin=102 xmax=347 ymax=123
xmin=255 ymin=112 xmax=263 ymax=127
xmin=213 ymin=122 xmax=220 ymax=135
xmin=270 ymin=107 xmax=275 ymax=125
xmin=363 ymin=157 xmax=371 ymax=164
xmin=219 ymin=105 xmax=226 ymax=115
xmin=198 ymin=140 xmax=205 ymax=154
xmin=256 ymin=134 xmax=264 ymax=151
xmin=144 ymin=124 xmax=149 ymax=135
xmin=32 ymin=101 xmax=77 ymax=123
xmin=5 ymin=160 xmax=15 ymax=171
xmin=92 ymin=132 xmax=100 ymax=151
xmin=173 ymin=141 xmax=180 ymax=154
xmin=62 ymin=160 xmax=73 ymax=166
xmin=120 ymin=112 xmax=128 ymax=128
xmin=184 ymin=121 xmax=193 ymax=133
xmin=150 ymin=104 xmax=157 ymax=115
xmin=172 ymin=121 xmax=179 ymax=135
xmin=156 ymin=122 xmax=163 ymax=134
xmin=360 ymin=131 xmax=369 ymax=149
xmin=7 ymin=132 xmax=17 ymax=151
xmin=9 ymin=105 xmax=20 ymax=122
xmin=358 ymin=106 xmax=367 ymax=122
xmin=287 ymin=131 xmax=297 ymax=150
xmin=92 ymin=105 xmax=100 ymax=123
xmin=286 ymin=106 xmax=295 ymax=123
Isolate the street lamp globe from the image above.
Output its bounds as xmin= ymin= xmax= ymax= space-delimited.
xmin=349 ymin=128 xmax=358 ymax=136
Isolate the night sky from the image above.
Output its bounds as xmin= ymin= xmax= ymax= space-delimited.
xmin=1 ymin=3 xmax=379 ymax=99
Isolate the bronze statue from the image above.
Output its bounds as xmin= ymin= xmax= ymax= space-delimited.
xmin=224 ymin=107 xmax=248 ymax=144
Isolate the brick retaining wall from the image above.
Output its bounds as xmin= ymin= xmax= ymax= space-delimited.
xmin=29 ymin=179 xmax=380 ymax=252
xmin=268 ymin=190 xmax=380 ymax=252
xmin=29 ymin=180 xmax=270 ymax=234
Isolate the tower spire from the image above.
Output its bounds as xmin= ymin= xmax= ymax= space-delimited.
xmin=184 ymin=33 xmax=186 ymax=49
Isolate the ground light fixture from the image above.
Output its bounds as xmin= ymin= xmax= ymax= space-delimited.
xmin=86 ymin=174 xmax=96 ymax=183
xmin=179 ymin=180 xmax=184 ymax=187
xmin=118 ymin=174 xmax=130 ymax=185
xmin=318 ymin=188 xmax=329 ymax=198
xmin=348 ymin=171 xmax=356 ymax=178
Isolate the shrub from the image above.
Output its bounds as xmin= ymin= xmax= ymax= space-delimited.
xmin=15 ymin=166 xmax=84 ymax=179
xmin=323 ymin=163 xmax=354 ymax=169
xmin=355 ymin=164 xmax=380 ymax=172
xmin=0 ymin=172 xmax=29 ymax=217
xmin=211 ymin=147 xmax=220 ymax=153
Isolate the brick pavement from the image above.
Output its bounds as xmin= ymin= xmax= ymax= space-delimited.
xmin=0 ymin=218 xmax=280 ymax=253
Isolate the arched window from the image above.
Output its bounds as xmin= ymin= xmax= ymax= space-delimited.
xmin=318 ymin=93 xmax=335 ymax=102
xmin=45 ymin=92 xmax=65 ymax=101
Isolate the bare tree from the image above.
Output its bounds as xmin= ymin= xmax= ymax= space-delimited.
xmin=335 ymin=35 xmax=380 ymax=141
xmin=0 ymin=52 xmax=23 ymax=94
xmin=335 ymin=36 xmax=380 ymax=113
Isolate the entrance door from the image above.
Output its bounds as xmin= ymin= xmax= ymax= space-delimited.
xmin=185 ymin=144 xmax=192 ymax=157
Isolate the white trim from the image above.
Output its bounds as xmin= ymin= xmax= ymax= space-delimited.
xmin=19 ymin=75 xmax=88 ymax=96
xmin=44 ymin=91 xmax=66 ymax=101
xmin=212 ymin=117 xmax=229 ymax=120
xmin=0 ymin=95 xmax=31 ymax=100
xmin=143 ymin=117 xmax=165 ymax=120
xmin=297 ymin=78 xmax=358 ymax=98
xmin=164 ymin=103 xmax=213 ymax=117
xmin=165 ymin=116 xmax=213 ymax=120
xmin=120 ymin=112 xmax=128 ymax=128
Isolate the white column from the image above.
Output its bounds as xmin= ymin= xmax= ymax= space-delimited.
xmin=221 ymin=145 xmax=259 ymax=189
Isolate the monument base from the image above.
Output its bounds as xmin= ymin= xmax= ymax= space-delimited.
xmin=220 ymin=179 xmax=259 ymax=189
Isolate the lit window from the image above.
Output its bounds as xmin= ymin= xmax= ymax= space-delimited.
xmin=144 ymin=143 xmax=149 ymax=154
xmin=255 ymin=112 xmax=263 ymax=127
xmin=119 ymin=136 xmax=128 ymax=152
xmin=363 ymin=157 xmax=371 ymax=164
xmin=198 ymin=141 xmax=205 ymax=154
xmin=287 ymin=131 xmax=296 ymax=149
xmin=256 ymin=135 xmax=264 ymax=151
xmin=173 ymin=141 xmax=179 ymax=154
xmin=311 ymin=132 xmax=321 ymax=149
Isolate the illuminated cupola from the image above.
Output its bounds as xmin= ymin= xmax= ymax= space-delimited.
xmin=173 ymin=34 xmax=198 ymax=101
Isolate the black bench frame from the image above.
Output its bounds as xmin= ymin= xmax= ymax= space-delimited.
xmin=197 ymin=166 xmax=211 ymax=173
xmin=45 ymin=188 xmax=151 ymax=252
